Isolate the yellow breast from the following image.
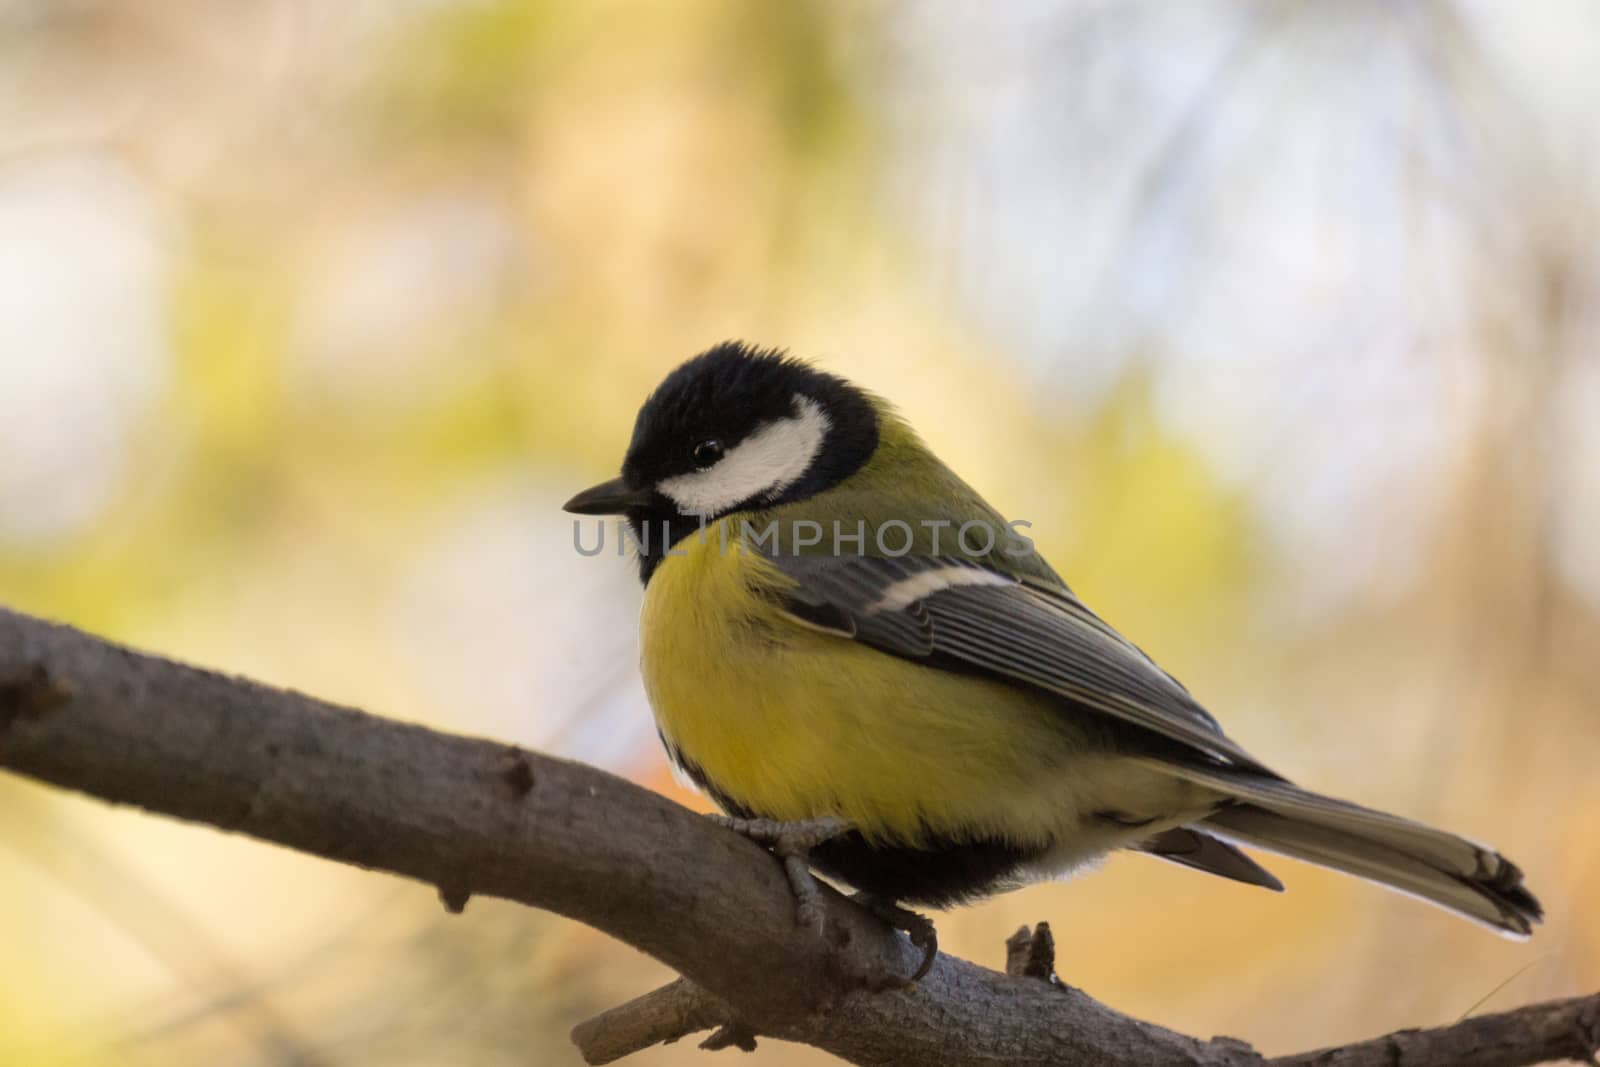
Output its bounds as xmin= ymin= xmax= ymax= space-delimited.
xmin=637 ymin=522 xmax=1166 ymax=850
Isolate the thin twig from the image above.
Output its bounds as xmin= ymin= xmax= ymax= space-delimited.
xmin=569 ymin=980 xmax=735 ymax=1065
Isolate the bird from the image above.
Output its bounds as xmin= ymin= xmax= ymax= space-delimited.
xmin=563 ymin=341 xmax=1541 ymax=980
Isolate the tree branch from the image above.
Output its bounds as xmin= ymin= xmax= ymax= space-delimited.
xmin=1 ymin=605 xmax=1594 ymax=1067
xmin=569 ymin=979 xmax=738 ymax=1063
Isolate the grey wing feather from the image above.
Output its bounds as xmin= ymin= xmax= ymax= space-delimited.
xmin=769 ymin=553 xmax=1274 ymax=773
xmin=1134 ymin=827 xmax=1284 ymax=891
xmin=768 ymin=553 xmax=1541 ymax=935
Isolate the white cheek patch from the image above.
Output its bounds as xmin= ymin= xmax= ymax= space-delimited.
xmin=657 ymin=394 xmax=830 ymax=516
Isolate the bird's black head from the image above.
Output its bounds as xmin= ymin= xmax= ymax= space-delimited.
xmin=564 ymin=341 xmax=880 ymax=582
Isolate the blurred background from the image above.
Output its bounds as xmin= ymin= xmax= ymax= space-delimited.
xmin=1 ymin=1 xmax=1597 ymax=1064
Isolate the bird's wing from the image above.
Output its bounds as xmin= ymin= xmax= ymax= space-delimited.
xmin=1133 ymin=827 xmax=1284 ymax=890
xmin=767 ymin=552 xmax=1275 ymax=774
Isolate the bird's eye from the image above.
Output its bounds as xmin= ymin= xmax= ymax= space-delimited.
xmin=691 ymin=439 xmax=724 ymax=469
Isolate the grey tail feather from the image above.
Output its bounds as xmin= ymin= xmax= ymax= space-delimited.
xmin=1138 ymin=759 xmax=1542 ymax=938
xmin=1134 ymin=827 xmax=1284 ymax=892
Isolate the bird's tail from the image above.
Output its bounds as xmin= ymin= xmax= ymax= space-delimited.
xmin=1144 ymin=760 xmax=1542 ymax=937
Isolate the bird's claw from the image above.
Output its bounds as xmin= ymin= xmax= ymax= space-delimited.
xmin=853 ymin=893 xmax=940 ymax=982
xmin=710 ymin=815 xmax=850 ymax=935
xmin=709 ymin=815 xmax=941 ymax=983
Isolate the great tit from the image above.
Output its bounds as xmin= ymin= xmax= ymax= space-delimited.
xmin=565 ymin=341 xmax=1540 ymax=977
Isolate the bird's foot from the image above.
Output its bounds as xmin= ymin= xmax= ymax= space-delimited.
xmin=709 ymin=816 xmax=939 ymax=984
xmin=708 ymin=815 xmax=851 ymax=936
xmin=851 ymin=892 xmax=939 ymax=983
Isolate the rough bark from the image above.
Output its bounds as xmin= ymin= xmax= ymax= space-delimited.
xmin=2 ymin=606 xmax=1595 ymax=1067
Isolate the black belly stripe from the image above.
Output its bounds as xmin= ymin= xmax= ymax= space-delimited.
xmin=808 ymin=831 xmax=1043 ymax=908
xmin=661 ymin=734 xmax=1042 ymax=907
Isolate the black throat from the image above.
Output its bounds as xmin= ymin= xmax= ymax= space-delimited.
xmin=626 ymin=511 xmax=709 ymax=583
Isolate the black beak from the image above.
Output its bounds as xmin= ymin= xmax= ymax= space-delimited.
xmin=563 ymin=476 xmax=655 ymax=515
